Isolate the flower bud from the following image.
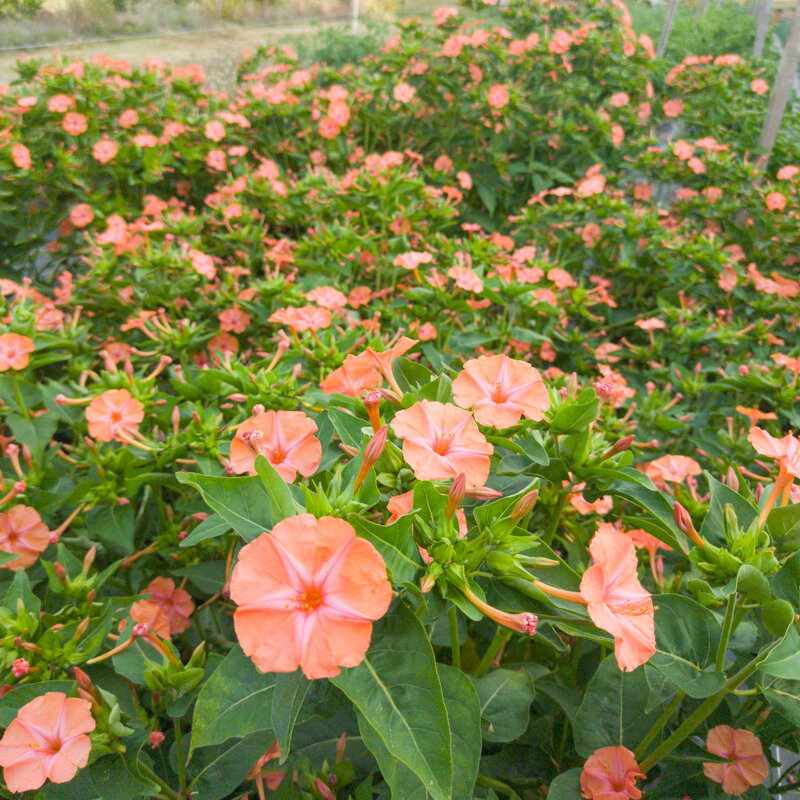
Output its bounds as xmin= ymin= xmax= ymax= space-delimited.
xmin=73 ymin=617 xmax=90 ymax=640
xmin=149 ymin=731 xmax=165 ymax=748
xmin=336 ymin=732 xmax=347 ymax=764
xmin=600 ymin=434 xmax=635 ymax=461
xmin=73 ymin=667 xmax=93 ymax=693
xmin=354 ymin=425 xmax=387 ymax=491
xmin=251 ymin=403 xmax=266 ymax=416
xmin=511 ymin=489 xmax=538 ymax=522
xmin=724 ymin=467 xmax=739 ymax=493
xmin=673 ymin=501 xmax=704 ymax=548
xmin=82 ymin=546 xmax=96 ymax=574
xmin=446 ymin=473 xmax=467 ymax=520
xmin=315 ymin=779 xmax=336 ymax=800
xmin=11 ymin=658 xmax=30 ymax=677
xmin=419 ymin=574 xmax=436 ymax=593
xmin=364 ymin=390 xmax=382 ymax=432
xmin=464 ymin=486 xmax=503 ymax=500
xmin=53 ymin=562 xmax=68 ymax=586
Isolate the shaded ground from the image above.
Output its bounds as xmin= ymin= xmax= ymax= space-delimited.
xmin=0 ymin=18 xmax=346 ymax=91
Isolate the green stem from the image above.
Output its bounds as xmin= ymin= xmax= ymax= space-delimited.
xmin=137 ymin=758 xmax=180 ymax=800
xmin=448 ymin=605 xmax=461 ymax=670
xmin=12 ymin=376 xmax=29 ymax=421
xmin=474 ymin=625 xmax=512 ymax=678
xmin=173 ymin=717 xmax=187 ymax=797
xmin=475 ymin=774 xmax=522 ymax=800
xmin=633 ymin=690 xmax=685 ymax=760
xmin=639 ymin=642 xmax=778 ymax=774
xmin=542 ymin=487 xmax=569 ymax=546
xmin=769 ymin=756 xmax=800 ymax=790
xmin=715 ymin=593 xmax=737 ymax=672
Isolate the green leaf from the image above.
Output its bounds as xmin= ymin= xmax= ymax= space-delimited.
xmin=736 ymin=564 xmax=771 ymax=604
xmin=608 ymin=480 xmax=685 ymax=552
xmin=4 ymin=568 xmax=40 ymax=615
xmin=761 ymin=599 xmax=795 ymax=636
xmin=766 ymin=502 xmax=800 ymax=552
xmin=254 ymin=455 xmax=299 ymax=524
xmin=549 ymin=389 xmax=599 ymax=434
xmin=546 ymin=768 xmax=582 ymax=800
xmin=468 ymin=668 xmax=534 ymax=743
xmin=573 ymin=657 xmax=660 ymax=757
xmin=188 ymin=731 xmax=271 ymax=800
xmin=759 ymin=675 xmax=800 ymax=727
xmin=700 ymin=475 xmax=757 ymax=547
xmin=760 ymin=624 xmax=800 ymax=679
xmin=191 ymin=646 xmax=275 ymax=752
xmin=773 ymin=551 xmax=800 ymax=608
xmin=348 ymin=514 xmax=422 ymax=584
xmin=273 ymin=670 xmax=312 ymax=762
xmin=357 ymin=664 xmax=480 ymax=800
xmin=85 ymin=504 xmax=135 ymax=555
xmin=331 ymin=602 xmax=453 ymax=800
xmin=0 ymin=551 xmax=20 ymax=566
xmin=176 ymin=472 xmax=273 ymax=541
xmin=6 ymin=411 xmax=57 ymax=459
xmin=329 ymin=407 xmax=369 ymax=448
xmin=180 ymin=514 xmax=231 ymax=548
xmin=649 ymin=594 xmax=725 ymax=698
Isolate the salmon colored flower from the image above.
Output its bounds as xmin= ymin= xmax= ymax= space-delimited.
xmin=662 ymin=98 xmax=684 ymax=117
xmin=452 ymin=354 xmax=550 ymax=428
xmin=749 ymin=426 xmax=800 ymax=525
xmin=92 ymin=138 xmax=119 ymax=164
xmin=219 ymin=307 xmax=251 ymax=333
xmin=269 ymin=305 xmax=332 ymax=333
xmin=320 ymin=353 xmax=381 ymax=397
xmin=131 ymin=577 xmax=194 ymax=637
xmin=448 ymin=266 xmax=483 ymax=293
xmin=0 ymin=692 xmax=95 ymax=792
xmin=641 ymin=454 xmax=701 ymax=489
xmin=230 ymin=410 xmax=321 ymax=482
xmin=0 ymin=333 xmax=34 ymax=371
xmin=703 ymin=726 xmax=768 ymax=795
xmin=230 ymin=514 xmax=392 ymax=679
xmin=750 ymin=78 xmax=769 ymax=95
xmin=390 ymin=400 xmax=493 ymax=488
xmin=393 ymin=82 xmax=416 ymax=103
xmin=69 ymin=203 xmax=94 ymax=229
xmin=487 ymin=84 xmax=510 ymax=109
xmin=0 ymin=505 xmax=50 ymax=570
xmin=86 ymin=389 xmax=145 ymax=443
xmin=580 ymin=526 xmax=655 ymax=671
xmin=736 ymin=406 xmax=777 ymax=426
xmin=306 ymin=286 xmax=347 ymax=312
xmin=580 ymin=746 xmax=645 ymax=800
xmin=62 ymin=112 xmax=87 ymax=135
xmin=362 ymin=336 xmax=418 ymax=397
xmin=11 ymin=144 xmax=31 ymax=170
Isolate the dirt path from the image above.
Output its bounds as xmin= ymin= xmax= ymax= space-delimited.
xmin=0 ymin=18 xmax=346 ymax=90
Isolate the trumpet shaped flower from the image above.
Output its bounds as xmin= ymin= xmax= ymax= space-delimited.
xmin=580 ymin=746 xmax=645 ymax=800
xmin=230 ymin=514 xmax=392 ymax=679
xmin=580 ymin=526 xmax=655 ymax=671
xmin=85 ymin=389 xmax=144 ymax=443
xmin=0 ymin=333 xmax=34 ymax=372
xmin=390 ymin=400 xmax=492 ymax=488
xmin=703 ymin=726 xmax=768 ymax=795
xmin=0 ymin=505 xmax=51 ymax=570
xmin=452 ymin=354 xmax=549 ymax=428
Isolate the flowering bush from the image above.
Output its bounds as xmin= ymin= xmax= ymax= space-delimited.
xmin=0 ymin=0 xmax=799 ymax=798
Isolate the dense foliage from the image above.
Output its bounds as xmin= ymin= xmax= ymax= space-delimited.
xmin=0 ymin=0 xmax=799 ymax=798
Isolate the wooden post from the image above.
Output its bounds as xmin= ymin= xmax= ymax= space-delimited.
xmin=351 ymin=0 xmax=359 ymax=34
xmin=657 ymin=0 xmax=680 ymax=58
xmin=759 ymin=1 xmax=800 ymax=159
xmin=754 ymin=0 xmax=773 ymax=57
xmin=694 ymin=0 xmax=710 ymax=24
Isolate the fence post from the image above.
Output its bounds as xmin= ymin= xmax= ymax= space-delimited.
xmin=693 ymin=0 xmax=710 ymax=24
xmin=352 ymin=0 xmax=359 ymax=35
xmin=657 ymin=0 xmax=680 ymax=58
xmin=759 ymin=0 xmax=800 ymax=160
xmin=754 ymin=0 xmax=773 ymax=57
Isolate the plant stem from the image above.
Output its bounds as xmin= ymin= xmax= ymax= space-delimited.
xmin=475 ymin=774 xmax=522 ymax=800
xmin=173 ymin=717 xmax=187 ymax=797
xmin=448 ymin=605 xmax=461 ymax=670
xmin=769 ymin=756 xmax=800 ymax=790
xmin=633 ymin=690 xmax=685 ymax=760
xmin=137 ymin=758 xmax=180 ymax=800
xmin=12 ymin=376 xmax=29 ymax=420
xmin=639 ymin=643 xmax=778 ymax=773
xmin=542 ymin=488 xmax=569 ymax=546
xmin=474 ymin=625 xmax=512 ymax=678
xmin=715 ymin=592 xmax=737 ymax=672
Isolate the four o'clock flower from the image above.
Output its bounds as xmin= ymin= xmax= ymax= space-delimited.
xmin=748 ymin=426 xmax=800 ymax=526
xmin=580 ymin=746 xmax=645 ymax=800
xmin=703 ymin=725 xmax=769 ymax=795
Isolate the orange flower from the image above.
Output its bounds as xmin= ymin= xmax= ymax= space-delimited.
xmin=390 ymin=400 xmax=492 ymax=488
xmin=580 ymin=526 xmax=655 ymax=671
xmin=85 ymin=389 xmax=145 ymax=443
xmin=0 ymin=333 xmax=34 ymax=371
xmin=361 ymin=336 xmax=418 ymax=397
xmin=230 ymin=410 xmax=321 ymax=482
xmin=0 ymin=692 xmax=95 ymax=792
xmin=703 ymin=726 xmax=768 ymax=795
xmin=735 ymin=406 xmax=777 ymax=426
xmin=0 ymin=505 xmax=50 ymax=570
xmin=748 ymin=426 xmax=800 ymax=525
xmin=230 ymin=514 xmax=392 ymax=679
xmin=269 ymin=305 xmax=332 ymax=333
xmin=320 ymin=353 xmax=381 ymax=397
xmin=452 ymin=354 xmax=550 ymax=428
xmin=131 ymin=577 xmax=194 ymax=637
xmin=641 ymin=454 xmax=701 ymax=489
xmin=580 ymin=746 xmax=645 ymax=800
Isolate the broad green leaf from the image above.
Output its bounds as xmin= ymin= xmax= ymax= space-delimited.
xmin=176 ymin=472 xmax=272 ymax=541
xmin=6 ymin=411 xmax=57 ymax=459
xmin=773 ymin=551 xmax=800 ymax=608
xmin=85 ymin=504 xmax=135 ymax=555
xmin=357 ymin=664 xmax=480 ymax=800
xmin=254 ymin=455 xmax=299 ymax=524
xmin=180 ymin=514 xmax=231 ymax=548
xmin=736 ymin=564 xmax=771 ymax=604
xmin=573 ymin=657 xmax=660 ymax=757
xmin=762 ymin=599 xmax=795 ymax=636
xmin=4 ymin=568 xmax=40 ymax=615
xmin=0 ymin=681 xmax=74 ymax=726
xmin=469 ymin=668 xmax=534 ymax=743
xmin=760 ymin=624 xmax=800 ymax=679
xmin=188 ymin=731 xmax=272 ymax=800
xmin=273 ymin=670 xmax=312 ymax=762
xmin=191 ymin=646 xmax=275 ymax=752
xmin=608 ymin=480 xmax=685 ymax=552
xmin=766 ymin=502 xmax=800 ymax=552
xmin=348 ymin=514 xmax=422 ymax=584
xmin=649 ymin=594 xmax=725 ymax=698
xmin=329 ymin=407 xmax=369 ymax=448
xmin=331 ymin=603 xmax=453 ymax=800
xmin=0 ymin=551 xmax=20 ymax=566
xmin=546 ymin=768 xmax=582 ymax=800
xmin=700 ymin=475 xmax=757 ymax=547
xmin=549 ymin=389 xmax=599 ymax=434
xmin=759 ymin=675 xmax=800 ymax=727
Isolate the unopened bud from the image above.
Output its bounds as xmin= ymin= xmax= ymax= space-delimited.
xmin=336 ymin=732 xmax=347 ymax=764
xmin=354 ymin=426 xmax=388 ymax=491
xmin=150 ymin=731 xmax=166 ymax=748
xmin=86 ymin=589 xmax=96 ymax=603
xmin=724 ymin=466 xmax=740 ymax=493
xmin=419 ymin=574 xmax=436 ymax=593
xmin=53 ymin=562 xmax=68 ymax=586
xmin=13 ymin=481 xmax=25 ymax=493
xmin=132 ymin=623 xmax=150 ymax=638
xmin=171 ymin=405 xmax=181 ymax=435
xmin=241 ymin=429 xmax=264 ymax=456
xmin=464 ymin=486 xmax=503 ymax=500
xmin=315 ymin=779 xmax=336 ymax=800
xmin=82 ymin=546 xmax=96 ymax=574
xmin=73 ymin=667 xmax=93 ymax=693
xmin=250 ymin=403 xmax=265 ymax=417
xmin=11 ymin=658 xmax=30 ymax=677
xmin=511 ymin=489 xmax=538 ymax=522
xmin=364 ymin=390 xmax=382 ymax=432
xmin=673 ymin=501 xmax=704 ymax=548
xmin=446 ymin=473 xmax=467 ymax=520
xmin=600 ymin=434 xmax=635 ymax=461
xmin=755 ymin=482 xmax=764 ymax=502
xmin=73 ymin=617 xmax=90 ymax=640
